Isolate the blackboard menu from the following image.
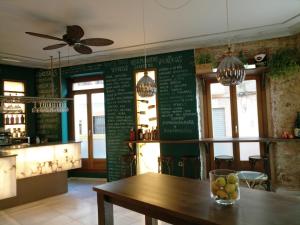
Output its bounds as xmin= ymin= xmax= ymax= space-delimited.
xmin=157 ymin=50 xmax=199 ymax=177
xmin=104 ymin=59 xmax=135 ymax=181
xmin=157 ymin=51 xmax=199 ymax=139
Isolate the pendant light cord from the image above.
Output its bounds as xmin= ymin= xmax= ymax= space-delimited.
xmin=142 ymin=0 xmax=147 ymax=70
xmin=226 ymin=0 xmax=231 ymax=51
xmin=50 ymin=56 xmax=54 ymax=97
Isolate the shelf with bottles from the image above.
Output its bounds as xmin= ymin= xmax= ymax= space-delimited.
xmin=133 ymin=69 xmax=159 ymax=142
xmin=4 ymin=114 xmax=26 ymax=125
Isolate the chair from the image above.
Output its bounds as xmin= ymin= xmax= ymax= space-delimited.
xmin=215 ymin=155 xmax=234 ymax=169
xmin=180 ymin=155 xmax=201 ymax=179
xmin=237 ymin=170 xmax=268 ymax=190
xmin=249 ymin=155 xmax=262 ymax=170
xmin=158 ymin=155 xmax=174 ymax=175
xmin=120 ymin=154 xmax=136 ymax=178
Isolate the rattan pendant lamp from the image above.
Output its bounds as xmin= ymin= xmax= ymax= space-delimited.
xmin=216 ymin=0 xmax=246 ymax=86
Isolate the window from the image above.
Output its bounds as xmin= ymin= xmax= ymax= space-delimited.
xmin=203 ymin=74 xmax=266 ymax=170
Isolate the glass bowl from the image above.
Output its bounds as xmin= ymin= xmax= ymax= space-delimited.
xmin=209 ymin=169 xmax=240 ymax=205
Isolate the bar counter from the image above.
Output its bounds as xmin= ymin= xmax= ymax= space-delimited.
xmin=1 ymin=141 xmax=81 ymax=179
xmin=0 ymin=141 xmax=81 ymax=208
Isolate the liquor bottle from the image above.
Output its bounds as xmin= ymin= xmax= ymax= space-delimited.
xmin=294 ymin=112 xmax=300 ymax=138
xmin=137 ymin=111 xmax=146 ymax=115
xmin=138 ymin=129 xmax=143 ymax=140
xmin=10 ymin=115 xmax=14 ymax=124
xmin=5 ymin=115 xmax=9 ymax=125
xmin=155 ymin=126 xmax=159 ymax=140
xmin=137 ymin=100 xmax=149 ymax=104
xmin=130 ymin=128 xmax=136 ymax=141
xmin=21 ymin=114 xmax=25 ymax=124
xmin=16 ymin=115 xmax=20 ymax=124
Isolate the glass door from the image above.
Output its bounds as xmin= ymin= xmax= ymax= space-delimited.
xmin=70 ymin=77 xmax=106 ymax=173
xmin=205 ymin=76 xmax=265 ymax=170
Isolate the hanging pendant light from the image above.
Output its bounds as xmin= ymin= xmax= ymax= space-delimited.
xmin=216 ymin=0 xmax=246 ymax=86
xmin=136 ymin=0 xmax=157 ymax=97
xmin=137 ymin=70 xmax=157 ymax=97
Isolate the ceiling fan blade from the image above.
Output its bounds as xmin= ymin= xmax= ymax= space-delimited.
xmin=66 ymin=25 xmax=84 ymax=41
xmin=25 ymin=32 xmax=63 ymax=41
xmin=74 ymin=44 xmax=92 ymax=54
xmin=80 ymin=38 xmax=114 ymax=46
xmin=43 ymin=43 xmax=67 ymax=50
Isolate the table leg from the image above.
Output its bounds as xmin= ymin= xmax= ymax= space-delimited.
xmin=204 ymin=143 xmax=210 ymax=178
xmin=263 ymin=142 xmax=271 ymax=191
xmin=97 ymin=193 xmax=114 ymax=225
xmin=145 ymin=216 xmax=158 ymax=225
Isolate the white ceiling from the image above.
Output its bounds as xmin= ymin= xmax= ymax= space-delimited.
xmin=0 ymin=0 xmax=300 ymax=69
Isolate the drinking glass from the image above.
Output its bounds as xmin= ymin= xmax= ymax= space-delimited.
xmin=209 ymin=169 xmax=240 ymax=205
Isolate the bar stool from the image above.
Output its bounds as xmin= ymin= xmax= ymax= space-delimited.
xmin=249 ymin=155 xmax=262 ymax=170
xmin=158 ymin=155 xmax=174 ymax=175
xmin=215 ymin=155 xmax=233 ymax=169
xmin=180 ymin=155 xmax=200 ymax=179
xmin=120 ymin=154 xmax=136 ymax=178
xmin=237 ymin=171 xmax=268 ymax=190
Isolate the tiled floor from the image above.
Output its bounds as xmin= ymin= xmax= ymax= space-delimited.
xmin=0 ymin=178 xmax=170 ymax=225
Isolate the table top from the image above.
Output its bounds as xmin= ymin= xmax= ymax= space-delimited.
xmin=93 ymin=173 xmax=300 ymax=225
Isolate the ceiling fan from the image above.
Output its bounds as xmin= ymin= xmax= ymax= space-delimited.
xmin=25 ymin=25 xmax=113 ymax=54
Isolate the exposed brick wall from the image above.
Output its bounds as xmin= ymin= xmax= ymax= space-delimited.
xmin=267 ymin=72 xmax=300 ymax=190
xmin=196 ymin=33 xmax=300 ymax=190
xmin=195 ymin=34 xmax=300 ymax=65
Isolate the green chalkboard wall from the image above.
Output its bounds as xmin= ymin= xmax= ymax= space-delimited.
xmin=156 ymin=50 xmax=199 ymax=177
xmin=40 ymin=50 xmax=199 ymax=181
xmin=0 ymin=64 xmax=37 ymax=138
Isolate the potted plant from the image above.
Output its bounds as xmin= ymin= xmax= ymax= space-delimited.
xmin=195 ymin=53 xmax=215 ymax=74
xmin=267 ymin=48 xmax=300 ymax=78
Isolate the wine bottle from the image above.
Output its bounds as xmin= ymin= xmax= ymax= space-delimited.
xmin=16 ymin=115 xmax=20 ymax=124
xmin=21 ymin=115 xmax=25 ymax=124
xmin=10 ymin=115 xmax=14 ymax=124
xmin=5 ymin=115 xmax=9 ymax=125
xmin=137 ymin=111 xmax=146 ymax=115
xmin=137 ymin=100 xmax=148 ymax=103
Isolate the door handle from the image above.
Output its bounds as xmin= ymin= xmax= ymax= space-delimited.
xmin=88 ymin=129 xmax=92 ymax=136
xmin=235 ymin=125 xmax=238 ymax=135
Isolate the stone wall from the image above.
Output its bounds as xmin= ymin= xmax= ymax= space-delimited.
xmin=195 ymin=34 xmax=300 ymax=66
xmin=267 ymin=72 xmax=300 ymax=190
xmin=195 ymin=33 xmax=300 ymax=190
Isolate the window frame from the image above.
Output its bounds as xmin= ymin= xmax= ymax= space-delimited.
xmin=202 ymin=73 xmax=268 ymax=171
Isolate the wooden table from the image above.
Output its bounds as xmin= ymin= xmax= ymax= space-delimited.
xmin=93 ymin=173 xmax=300 ymax=225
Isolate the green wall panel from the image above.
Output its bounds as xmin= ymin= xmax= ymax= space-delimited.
xmin=0 ymin=64 xmax=37 ymax=138
xmin=42 ymin=50 xmax=199 ymax=181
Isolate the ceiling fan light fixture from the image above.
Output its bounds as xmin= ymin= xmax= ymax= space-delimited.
xmin=25 ymin=25 xmax=113 ymax=55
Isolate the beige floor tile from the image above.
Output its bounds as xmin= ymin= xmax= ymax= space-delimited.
xmin=0 ymin=179 xmax=171 ymax=225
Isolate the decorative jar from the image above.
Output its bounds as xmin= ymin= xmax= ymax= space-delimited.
xmin=209 ymin=169 xmax=240 ymax=205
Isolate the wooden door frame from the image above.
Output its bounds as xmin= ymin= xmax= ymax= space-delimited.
xmin=68 ymin=76 xmax=107 ymax=173
xmin=202 ymin=73 xmax=267 ymax=171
